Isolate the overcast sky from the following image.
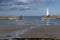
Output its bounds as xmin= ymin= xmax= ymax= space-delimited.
xmin=0 ymin=0 xmax=60 ymax=16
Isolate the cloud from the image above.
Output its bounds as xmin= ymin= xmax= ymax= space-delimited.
xmin=0 ymin=0 xmax=55 ymax=11
xmin=16 ymin=0 xmax=28 ymax=3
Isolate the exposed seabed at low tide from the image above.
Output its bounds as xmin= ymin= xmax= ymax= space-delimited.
xmin=0 ymin=25 xmax=60 ymax=39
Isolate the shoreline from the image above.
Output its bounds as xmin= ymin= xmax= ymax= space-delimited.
xmin=0 ymin=25 xmax=60 ymax=39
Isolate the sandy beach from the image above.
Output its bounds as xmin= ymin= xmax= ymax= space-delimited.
xmin=0 ymin=25 xmax=32 ymax=34
xmin=0 ymin=25 xmax=60 ymax=39
xmin=22 ymin=25 xmax=60 ymax=39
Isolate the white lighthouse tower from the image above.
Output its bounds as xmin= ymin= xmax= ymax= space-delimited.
xmin=46 ymin=8 xmax=50 ymax=16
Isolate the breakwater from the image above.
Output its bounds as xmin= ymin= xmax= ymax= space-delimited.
xmin=0 ymin=16 xmax=22 ymax=20
xmin=42 ymin=16 xmax=60 ymax=20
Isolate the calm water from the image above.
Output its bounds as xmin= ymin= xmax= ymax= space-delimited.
xmin=0 ymin=16 xmax=60 ymax=25
xmin=0 ymin=16 xmax=60 ymax=37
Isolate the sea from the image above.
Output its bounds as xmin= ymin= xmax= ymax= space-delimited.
xmin=0 ymin=16 xmax=60 ymax=25
xmin=0 ymin=16 xmax=60 ymax=38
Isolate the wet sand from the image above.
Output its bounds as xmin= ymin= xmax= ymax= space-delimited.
xmin=22 ymin=25 xmax=60 ymax=39
xmin=0 ymin=25 xmax=32 ymax=34
xmin=0 ymin=25 xmax=60 ymax=39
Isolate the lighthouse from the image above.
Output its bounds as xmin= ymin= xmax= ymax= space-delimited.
xmin=46 ymin=8 xmax=50 ymax=16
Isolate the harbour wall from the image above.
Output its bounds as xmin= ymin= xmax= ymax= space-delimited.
xmin=42 ymin=16 xmax=60 ymax=20
xmin=0 ymin=16 xmax=22 ymax=20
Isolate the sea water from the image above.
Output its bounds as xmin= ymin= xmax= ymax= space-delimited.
xmin=0 ymin=16 xmax=60 ymax=25
xmin=0 ymin=16 xmax=60 ymax=38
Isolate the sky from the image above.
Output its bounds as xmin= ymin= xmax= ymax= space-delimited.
xmin=0 ymin=0 xmax=60 ymax=16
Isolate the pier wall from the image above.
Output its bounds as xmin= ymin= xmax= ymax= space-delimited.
xmin=0 ymin=16 xmax=22 ymax=20
xmin=42 ymin=16 xmax=60 ymax=20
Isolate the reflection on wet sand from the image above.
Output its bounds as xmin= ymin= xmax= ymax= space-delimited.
xmin=0 ymin=25 xmax=60 ymax=40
